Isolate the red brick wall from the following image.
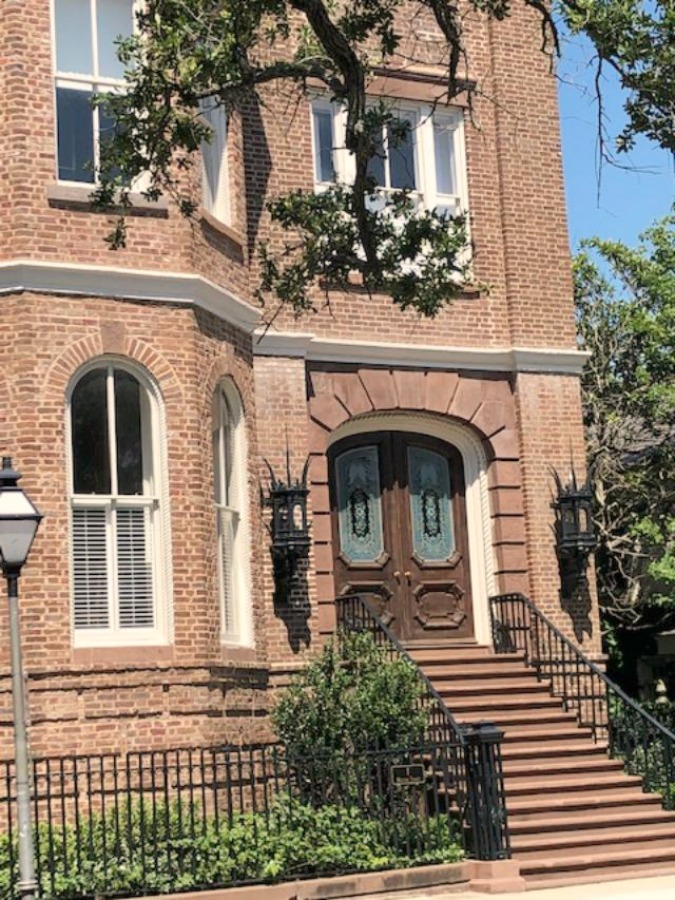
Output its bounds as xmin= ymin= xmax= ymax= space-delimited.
xmin=0 ymin=0 xmax=595 ymax=758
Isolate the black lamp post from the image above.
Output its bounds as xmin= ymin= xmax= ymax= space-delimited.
xmin=0 ymin=457 xmax=43 ymax=900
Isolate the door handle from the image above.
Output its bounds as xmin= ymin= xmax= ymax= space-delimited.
xmin=393 ymin=570 xmax=401 ymax=582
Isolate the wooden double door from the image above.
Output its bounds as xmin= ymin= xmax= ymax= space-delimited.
xmin=329 ymin=431 xmax=474 ymax=643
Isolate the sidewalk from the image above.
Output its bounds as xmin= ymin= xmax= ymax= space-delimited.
xmin=452 ymin=873 xmax=675 ymax=899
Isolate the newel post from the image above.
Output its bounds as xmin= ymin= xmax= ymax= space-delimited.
xmin=462 ymin=722 xmax=511 ymax=861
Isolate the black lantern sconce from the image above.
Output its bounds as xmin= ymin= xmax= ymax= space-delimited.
xmin=551 ymin=467 xmax=596 ymax=600
xmin=263 ymin=452 xmax=311 ymax=604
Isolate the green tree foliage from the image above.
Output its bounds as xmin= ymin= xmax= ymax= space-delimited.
xmin=575 ymin=215 xmax=675 ymax=646
xmin=96 ymin=0 xmax=675 ymax=316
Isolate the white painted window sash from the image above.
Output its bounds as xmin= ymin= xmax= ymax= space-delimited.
xmin=69 ymin=361 xmax=169 ymax=648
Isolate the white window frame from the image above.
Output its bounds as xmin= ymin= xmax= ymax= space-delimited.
xmin=309 ymin=98 xmax=469 ymax=218
xmin=51 ymin=0 xmax=139 ymax=185
xmin=212 ymin=380 xmax=253 ymax=647
xmin=200 ymin=100 xmax=231 ymax=225
xmin=67 ymin=358 xmax=173 ymax=648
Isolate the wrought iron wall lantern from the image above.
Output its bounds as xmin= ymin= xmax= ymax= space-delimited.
xmin=262 ymin=452 xmax=311 ymax=603
xmin=551 ymin=467 xmax=596 ymax=599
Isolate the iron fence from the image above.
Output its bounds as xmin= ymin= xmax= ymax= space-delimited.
xmin=490 ymin=592 xmax=675 ymax=809
xmin=0 ymin=741 xmax=462 ymax=899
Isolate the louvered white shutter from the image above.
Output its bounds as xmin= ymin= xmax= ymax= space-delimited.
xmin=116 ymin=506 xmax=155 ymax=629
xmin=72 ymin=507 xmax=110 ymax=629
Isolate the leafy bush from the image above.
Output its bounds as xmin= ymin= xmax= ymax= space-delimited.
xmin=0 ymin=796 xmax=462 ymax=899
xmin=272 ymin=632 xmax=429 ymax=757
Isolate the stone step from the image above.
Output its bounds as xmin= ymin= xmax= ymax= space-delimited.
xmin=408 ymin=649 xmax=524 ymax=666
xmin=500 ymin=725 xmax=594 ymax=743
xmin=523 ymin=862 xmax=675 ymax=891
xmin=504 ymin=771 xmax=644 ymax=795
xmin=434 ymin=678 xmax=549 ymax=696
xmin=519 ymin=844 xmax=675 ymax=883
xmin=459 ymin=707 xmax=577 ymax=727
xmin=445 ymin=693 xmax=563 ymax=713
xmin=500 ymin=739 xmax=610 ymax=762
xmin=417 ymin=663 xmax=532 ymax=680
xmin=512 ymin=821 xmax=675 ymax=853
xmin=509 ymin=805 xmax=675 ymax=834
xmin=503 ymin=755 xmax=623 ymax=777
xmin=508 ymin=790 xmax=662 ymax=819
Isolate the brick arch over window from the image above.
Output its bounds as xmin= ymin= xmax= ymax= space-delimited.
xmin=305 ymin=366 xmax=529 ymax=639
xmin=42 ymin=334 xmax=184 ymax=408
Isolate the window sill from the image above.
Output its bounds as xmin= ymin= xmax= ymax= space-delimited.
xmin=72 ymin=645 xmax=175 ymax=667
xmin=200 ymin=209 xmax=245 ymax=260
xmin=218 ymin=643 xmax=258 ymax=664
xmin=320 ymin=271 xmax=484 ymax=299
xmin=47 ymin=183 xmax=169 ymax=218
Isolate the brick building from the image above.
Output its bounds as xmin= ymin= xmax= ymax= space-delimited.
xmin=0 ymin=0 xmax=594 ymax=759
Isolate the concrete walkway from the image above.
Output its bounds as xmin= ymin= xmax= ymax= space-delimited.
xmin=453 ymin=873 xmax=675 ymax=899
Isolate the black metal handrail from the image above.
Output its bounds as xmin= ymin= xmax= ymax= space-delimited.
xmin=490 ymin=592 xmax=675 ymax=809
xmin=336 ymin=594 xmax=511 ymax=860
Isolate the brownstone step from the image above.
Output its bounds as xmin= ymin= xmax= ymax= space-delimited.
xmin=504 ymin=771 xmax=644 ymax=795
xmin=445 ymin=694 xmax=563 ymax=714
xmin=459 ymin=708 xmax=578 ymax=729
xmin=500 ymin=739 xmax=609 ymax=761
xmin=419 ymin=663 xmax=532 ymax=680
xmin=508 ymin=789 xmax=662 ymax=818
xmin=523 ymin=861 xmax=675 ymax=891
xmin=503 ymin=755 xmax=622 ymax=777
xmin=409 ymin=649 xmax=523 ymax=666
xmin=500 ymin=725 xmax=594 ymax=744
xmin=509 ymin=805 xmax=675 ymax=834
xmin=519 ymin=844 xmax=675 ymax=884
xmin=434 ymin=678 xmax=549 ymax=697
xmin=512 ymin=821 xmax=675 ymax=854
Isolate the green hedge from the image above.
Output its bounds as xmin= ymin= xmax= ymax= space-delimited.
xmin=0 ymin=795 xmax=462 ymax=899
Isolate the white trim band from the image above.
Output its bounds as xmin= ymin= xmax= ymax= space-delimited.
xmin=253 ymin=331 xmax=590 ymax=375
xmin=0 ymin=260 xmax=261 ymax=334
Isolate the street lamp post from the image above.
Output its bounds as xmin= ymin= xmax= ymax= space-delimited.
xmin=0 ymin=457 xmax=43 ymax=900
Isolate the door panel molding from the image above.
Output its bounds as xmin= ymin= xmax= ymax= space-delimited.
xmin=327 ymin=411 xmax=494 ymax=645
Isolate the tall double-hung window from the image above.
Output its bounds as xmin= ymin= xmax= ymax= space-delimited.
xmin=68 ymin=363 xmax=171 ymax=646
xmin=212 ymin=382 xmax=252 ymax=645
xmin=53 ymin=0 xmax=135 ymax=183
xmin=310 ymin=99 xmax=468 ymax=218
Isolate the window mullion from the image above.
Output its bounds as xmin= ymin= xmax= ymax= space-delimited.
xmin=107 ymin=367 xmax=119 ymax=496
xmin=90 ymin=0 xmax=99 ymax=79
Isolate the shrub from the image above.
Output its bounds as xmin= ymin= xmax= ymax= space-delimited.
xmin=0 ymin=796 xmax=462 ymax=899
xmin=272 ymin=632 xmax=429 ymax=757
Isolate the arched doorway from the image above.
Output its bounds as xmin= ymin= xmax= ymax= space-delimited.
xmin=329 ymin=429 xmax=475 ymax=643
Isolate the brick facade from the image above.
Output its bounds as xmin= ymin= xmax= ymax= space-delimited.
xmin=0 ymin=0 xmax=597 ymax=760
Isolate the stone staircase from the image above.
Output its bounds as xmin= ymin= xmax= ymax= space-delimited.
xmin=407 ymin=645 xmax=675 ymax=890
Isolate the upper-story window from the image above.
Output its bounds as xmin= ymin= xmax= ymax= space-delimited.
xmin=310 ymin=99 xmax=468 ymax=218
xmin=68 ymin=361 xmax=171 ymax=647
xmin=200 ymin=100 xmax=230 ymax=224
xmin=53 ymin=0 xmax=135 ymax=183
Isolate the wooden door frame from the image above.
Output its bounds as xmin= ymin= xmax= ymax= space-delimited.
xmin=326 ymin=411 xmax=495 ymax=645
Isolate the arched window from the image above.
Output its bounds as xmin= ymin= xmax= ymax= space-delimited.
xmin=68 ymin=362 xmax=170 ymax=646
xmin=212 ymin=381 xmax=252 ymax=645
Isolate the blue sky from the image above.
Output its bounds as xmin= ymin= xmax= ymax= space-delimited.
xmin=557 ymin=34 xmax=674 ymax=251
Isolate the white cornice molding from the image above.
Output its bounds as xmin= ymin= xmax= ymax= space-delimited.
xmin=253 ymin=331 xmax=590 ymax=374
xmin=0 ymin=259 xmax=261 ymax=334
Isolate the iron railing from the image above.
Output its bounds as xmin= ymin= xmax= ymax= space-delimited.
xmin=1 ymin=741 xmax=462 ymax=899
xmin=490 ymin=592 xmax=675 ymax=809
xmin=336 ymin=594 xmax=511 ymax=861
